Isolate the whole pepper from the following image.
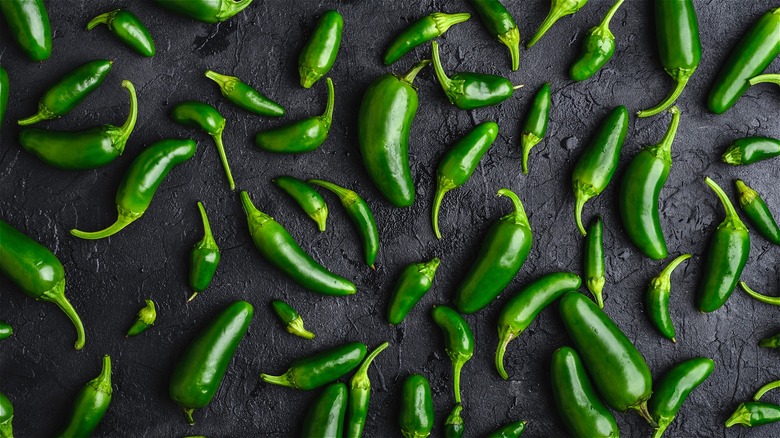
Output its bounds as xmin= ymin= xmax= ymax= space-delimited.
xmin=260 ymin=342 xmax=367 ymax=390
xmin=399 ymin=374 xmax=434 ymax=438
xmin=570 ymin=0 xmax=624 ymax=81
xmin=486 ymin=420 xmax=526 ymax=438
xmin=270 ymin=300 xmax=315 ymax=340
xmin=126 ymin=299 xmax=156 ymax=337
xmin=188 ymin=202 xmax=220 ymax=302
xmin=384 ymin=12 xmax=470 ymax=66
xmin=299 ymin=10 xmax=343 ymax=89
xmin=468 ymin=0 xmax=520 ymax=70
xmin=152 ymin=0 xmax=253 ymax=23
xmin=273 ymin=176 xmax=328 ymax=232
xmin=386 ymin=258 xmax=440 ymax=325
xmin=0 ymin=321 xmax=11 ymax=340
xmin=87 ymin=9 xmax=156 ymax=57
xmin=205 ymin=70 xmax=285 ymax=117
xmin=301 ymin=382 xmax=348 ymax=437
xmin=345 ymin=342 xmax=389 ymax=438
xmin=527 ymin=0 xmax=588 ymax=48
xmin=726 ymin=402 xmax=780 ymax=428
xmin=721 ymin=137 xmax=780 ymax=165
xmin=0 ymin=66 xmax=8 ymax=128
xmin=583 ymin=216 xmax=605 ymax=308
xmin=649 ymin=357 xmax=714 ymax=438
xmin=172 ymin=101 xmax=235 ymax=190
xmin=0 ymin=0 xmax=51 ymax=61
xmin=645 ymin=254 xmax=691 ymax=343
xmin=735 ymin=180 xmax=780 ymax=246
xmin=520 ymin=83 xmax=551 ymax=175
xmin=58 ymin=355 xmax=113 ymax=438
xmin=0 ymin=391 xmax=12 ymax=438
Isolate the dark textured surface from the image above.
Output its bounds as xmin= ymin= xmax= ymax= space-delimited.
xmin=1 ymin=1 xmax=779 ymax=437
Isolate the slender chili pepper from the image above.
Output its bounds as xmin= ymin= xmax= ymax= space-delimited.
xmin=444 ymin=403 xmax=464 ymax=438
xmin=636 ymin=0 xmax=700 ymax=117
xmin=760 ymin=331 xmax=780 ymax=348
xmin=188 ymin=202 xmax=220 ymax=302
xmin=301 ymin=382 xmax=348 ymax=437
xmin=468 ymin=0 xmax=519 ymax=71
xmin=750 ymin=73 xmax=780 ymax=86
xmin=572 ymin=106 xmax=628 ymax=236
xmin=432 ymin=305 xmax=474 ymax=404
xmin=0 ymin=0 xmax=51 ymax=61
xmin=240 ymin=190 xmax=356 ymax=296
xmin=0 ymin=321 xmax=12 ymax=340
xmin=386 ymin=258 xmax=440 ymax=325
xmin=399 ymin=374 xmax=434 ymax=438
xmin=358 ymin=59 xmax=429 ymax=208
xmin=87 ymin=9 xmax=155 ymax=57
xmin=735 ymin=180 xmax=780 ymax=245
xmin=152 ymin=0 xmax=253 ymax=23
xmin=126 ymin=299 xmax=156 ymax=337
xmin=0 ymin=391 xmax=12 ymax=438
xmin=520 ymin=83 xmax=551 ymax=175
xmin=70 ymin=139 xmax=196 ymax=240
xmin=697 ymin=177 xmax=750 ymax=313
xmin=454 ymin=188 xmax=532 ymax=314
xmin=259 ymin=342 xmax=367 ymax=390
xmin=59 ymin=355 xmax=112 ymax=438
xmin=559 ymin=292 xmax=655 ymax=424
xmin=584 ymin=216 xmax=605 ymax=308
xmin=570 ymin=0 xmax=624 ymax=81
xmin=299 ymin=10 xmax=343 ymax=89
xmin=646 ymin=254 xmax=691 ymax=343
xmin=649 ymin=357 xmax=714 ymax=438
xmin=0 ymin=219 xmax=85 ymax=350
xmin=384 ymin=12 xmax=470 ymax=66
xmin=740 ymin=281 xmax=780 ymax=306
xmin=346 ymin=342 xmax=389 ymax=438
xmin=708 ymin=7 xmax=780 ymax=114
xmin=309 ymin=179 xmax=379 ymax=268
xmin=527 ymin=0 xmax=588 ymax=48
xmin=270 ymin=300 xmax=315 ymax=340
xmin=432 ymin=121 xmax=499 ymax=239
xmin=726 ymin=402 xmax=780 ymax=428
xmin=619 ymin=106 xmax=681 ymax=259
xmin=273 ymin=176 xmax=328 ymax=232
xmin=495 ymin=272 xmax=581 ymax=380
xmin=255 ymin=77 xmax=334 ymax=153
xmin=486 ymin=420 xmax=526 ymax=438
xmin=431 ymin=41 xmax=519 ymax=110
xmin=205 ymin=70 xmax=285 ymax=117
xmin=722 ymin=137 xmax=780 ymax=166
xmin=170 ymin=301 xmax=253 ymax=424
xmin=172 ymin=101 xmax=235 ymax=190
xmin=551 ymin=346 xmax=619 ymax=438
xmin=0 ymin=66 xmax=8 ymax=128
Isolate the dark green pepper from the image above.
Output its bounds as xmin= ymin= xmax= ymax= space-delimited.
xmin=486 ymin=420 xmax=526 ymax=438
xmin=759 ymin=331 xmax=780 ymax=348
xmin=70 ymin=139 xmax=196 ymax=240
xmin=468 ymin=0 xmax=519 ymax=70
xmin=649 ymin=357 xmax=714 ymax=438
xmin=735 ymin=179 xmax=780 ymax=245
xmin=271 ymin=300 xmax=315 ymax=340
xmin=584 ymin=216 xmax=605 ymax=308
xmin=0 ymin=321 xmax=12 ymax=340
xmin=432 ymin=305 xmax=474 ymax=404
xmin=740 ymin=281 xmax=780 ymax=306
xmin=750 ymin=73 xmax=780 ymax=86
xmin=0 ymin=0 xmax=51 ymax=61
xmin=721 ymin=137 xmax=780 ymax=165
xmin=59 ymin=355 xmax=112 ymax=437
xmin=645 ymin=254 xmax=691 ymax=343
xmin=384 ymin=12 xmax=470 ymax=66
xmin=260 ymin=342 xmax=367 ymax=390
xmin=299 ymin=10 xmax=343 ymax=88
xmin=273 ymin=176 xmax=328 ymax=232
xmin=301 ymin=382 xmax=348 ymax=437
xmin=0 ymin=391 xmax=12 ymax=438
xmin=726 ymin=402 xmax=780 ymax=428
xmin=152 ymin=0 xmax=253 ymax=23
xmin=205 ymin=70 xmax=285 ymax=117
xmin=444 ymin=403 xmax=464 ymax=438
xmin=399 ymin=374 xmax=434 ymax=438
xmin=386 ymin=258 xmax=440 ymax=325
xmin=570 ymin=0 xmax=624 ymax=81
xmin=172 ymin=101 xmax=235 ymax=190
xmin=188 ymin=202 xmax=220 ymax=302
xmin=0 ymin=66 xmax=8 ymax=128
xmin=87 ymin=9 xmax=155 ymax=57
xmin=520 ymin=83 xmax=551 ymax=175
xmin=527 ymin=0 xmax=588 ymax=48
xmin=346 ymin=342 xmax=389 ymax=438
xmin=126 ymin=299 xmax=156 ymax=337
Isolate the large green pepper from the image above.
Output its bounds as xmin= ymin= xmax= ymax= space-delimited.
xmin=399 ymin=374 xmax=434 ymax=438
xmin=649 ymin=357 xmax=714 ymax=437
xmin=298 ymin=10 xmax=343 ymax=88
xmin=58 ymin=356 xmax=113 ymax=437
xmin=301 ymin=383 xmax=348 ymax=438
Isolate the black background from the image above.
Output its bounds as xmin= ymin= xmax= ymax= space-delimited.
xmin=1 ymin=0 xmax=779 ymax=437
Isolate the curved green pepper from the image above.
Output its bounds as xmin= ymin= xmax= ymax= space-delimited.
xmin=750 ymin=73 xmax=780 ymax=87
xmin=126 ymin=299 xmax=156 ymax=337
xmin=346 ymin=342 xmax=389 ymax=438
xmin=0 ymin=66 xmax=9 ymax=128
xmin=649 ymin=357 xmax=714 ymax=438
xmin=299 ymin=10 xmax=343 ymax=88
xmin=399 ymin=374 xmax=434 ymax=438
xmin=0 ymin=321 xmax=12 ymax=341
xmin=527 ymin=0 xmax=588 ymax=48
xmin=726 ymin=402 xmax=780 ymax=428
xmin=301 ymin=382 xmax=348 ymax=437
xmin=188 ymin=202 xmax=220 ymax=302
xmin=520 ymin=83 xmax=551 ymax=174
xmin=152 ymin=0 xmax=253 ymax=23
xmin=87 ymin=9 xmax=155 ymax=57
xmin=570 ymin=0 xmax=624 ymax=81
xmin=205 ymin=70 xmax=285 ymax=117
xmin=271 ymin=300 xmax=315 ymax=340
xmin=260 ymin=342 xmax=367 ymax=390
xmin=384 ymin=12 xmax=470 ymax=66
xmin=0 ymin=0 xmax=51 ymax=61
xmin=387 ymin=258 xmax=440 ymax=325
xmin=59 ymin=355 xmax=112 ymax=438
xmin=722 ymin=137 xmax=780 ymax=165
xmin=584 ymin=216 xmax=605 ymax=308
xmin=486 ymin=420 xmax=526 ymax=438
xmin=273 ymin=176 xmax=328 ymax=232
xmin=645 ymin=254 xmax=691 ymax=343
xmin=0 ymin=391 xmax=12 ymax=438
xmin=172 ymin=101 xmax=235 ymax=190
xmin=432 ymin=305 xmax=474 ymax=404
xmin=735 ymin=180 xmax=780 ymax=245
xmin=739 ymin=281 xmax=780 ymax=306
xmin=468 ymin=0 xmax=519 ymax=70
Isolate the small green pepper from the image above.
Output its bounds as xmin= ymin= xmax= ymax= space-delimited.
xmin=649 ymin=357 xmax=714 ymax=438
xmin=384 ymin=12 xmax=470 ymax=66
xmin=270 ymin=300 xmax=315 ymax=340
xmin=740 ymin=281 xmax=780 ymax=306
xmin=759 ymin=331 xmax=780 ymax=348
xmin=126 ymin=299 xmax=156 ymax=337
xmin=570 ymin=0 xmax=624 ymax=81
xmin=468 ymin=0 xmax=520 ymax=71
xmin=0 ymin=66 xmax=8 ymax=128
xmin=152 ymin=0 xmax=252 ymax=23
xmin=0 ymin=321 xmax=12 ymax=340
xmin=301 ymin=382 xmax=348 ymax=437
xmin=749 ymin=73 xmax=780 ymax=86
xmin=444 ymin=403 xmax=464 ymax=438
xmin=527 ymin=0 xmax=588 ymax=48
xmin=726 ymin=402 xmax=780 ymax=428
xmin=399 ymin=374 xmax=434 ymax=438
xmin=0 ymin=391 xmax=12 ymax=438
xmin=346 ymin=342 xmax=389 ymax=438
xmin=645 ymin=254 xmax=691 ymax=343
xmin=59 ymin=355 xmax=113 ymax=437
xmin=0 ymin=0 xmax=51 ymax=61
xmin=188 ymin=202 xmax=220 ymax=302
xmin=273 ymin=176 xmax=328 ymax=232
xmin=205 ymin=70 xmax=285 ymax=117
xmin=172 ymin=101 xmax=235 ymax=190
xmin=299 ymin=10 xmax=343 ymax=88
xmin=386 ymin=258 xmax=440 ymax=325
xmin=520 ymin=83 xmax=551 ymax=175
xmin=87 ymin=9 xmax=155 ymax=57
xmin=735 ymin=180 xmax=780 ymax=246
xmin=584 ymin=216 xmax=605 ymax=308
xmin=721 ymin=137 xmax=780 ymax=165
xmin=432 ymin=305 xmax=474 ymax=404
xmin=486 ymin=420 xmax=526 ymax=438
xmin=260 ymin=342 xmax=367 ymax=390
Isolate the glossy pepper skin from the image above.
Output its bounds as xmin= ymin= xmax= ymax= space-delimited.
xmin=570 ymin=0 xmax=623 ymax=81
xmin=520 ymin=83 xmax=551 ymax=174
xmin=172 ymin=101 xmax=235 ymax=190
xmin=301 ymin=382 xmax=348 ymax=438
xmin=486 ymin=420 xmax=526 ymax=438
xmin=271 ymin=300 xmax=315 ymax=340
xmin=551 ymin=346 xmax=619 ymax=438
xmin=697 ymin=177 xmax=750 ymax=312
xmin=240 ymin=191 xmax=356 ymax=296
xmin=649 ymin=357 xmax=714 ymax=438
xmin=708 ymin=7 xmax=780 ymax=114
xmin=188 ymin=202 xmax=220 ymax=302
xmin=358 ymin=59 xmax=429 ymax=207
xmin=432 ymin=121 xmax=499 ymax=239
xmin=722 ymin=137 xmax=780 ymax=165
xmin=299 ymin=10 xmax=343 ymax=88
xmin=572 ymin=106 xmax=629 ymax=236
xmin=0 ymin=321 xmax=12 ymax=340
xmin=0 ymin=391 xmax=12 ymax=438
xmin=170 ymin=301 xmax=253 ymax=424
xmin=260 ymin=342 xmax=367 ymax=390
xmin=495 ymin=272 xmax=581 ymax=380
xmin=726 ymin=402 xmax=780 ymax=428
xmin=527 ymin=0 xmax=588 ymax=48
xmin=70 ymin=139 xmax=196 ymax=240
xmin=126 ymin=299 xmax=156 ymax=336
xmin=384 ymin=12 xmax=470 ymax=66
xmin=584 ymin=216 xmax=605 ymax=308
xmin=0 ymin=66 xmax=9 ymax=128
xmin=0 ymin=0 xmax=51 ymax=61
xmin=735 ymin=180 xmax=780 ymax=245
xmin=739 ymin=281 xmax=780 ymax=307
xmin=455 ymin=188 xmax=533 ymax=314
xmin=59 ymin=355 xmax=112 ymax=438
xmin=468 ymin=0 xmax=519 ymax=70
xmin=273 ymin=176 xmax=328 ymax=232
xmin=386 ymin=258 xmax=440 ymax=324
xmin=205 ymin=70 xmax=285 ymax=117
xmin=0 ymin=219 xmax=85 ymax=350
xmin=399 ymin=374 xmax=434 ymax=438
xmin=619 ymin=106 xmax=681 ymax=259
xmin=87 ymin=9 xmax=155 ymax=57
xmin=153 ymin=0 xmax=253 ymax=23
xmin=646 ymin=254 xmax=691 ymax=343
xmin=444 ymin=403 xmax=464 ymax=438
xmin=346 ymin=342 xmax=389 ymax=438
xmin=432 ymin=305 xmax=474 ymax=404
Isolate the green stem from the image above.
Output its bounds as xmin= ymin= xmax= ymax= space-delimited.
xmin=183 ymin=407 xmax=195 ymax=425
xmin=351 ymin=342 xmax=389 ymax=389
xmin=17 ymin=105 xmax=53 ymax=125
xmin=497 ymin=188 xmax=529 ymax=227
xmin=43 ymin=281 xmax=85 ymax=350
xmin=749 ymin=73 xmax=780 ymax=86
xmin=205 ymin=70 xmax=236 ymax=95
xmin=259 ymin=372 xmax=295 ymax=388
xmin=432 ymin=176 xmax=455 ymax=239
xmin=741 ymin=281 xmax=780 ymax=306
xmin=70 ymin=208 xmax=140 ymax=240
xmin=93 ymin=355 xmax=113 ymax=394
xmin=400 ymin=59 xmax=431 ymax=85
xmin=287 ymin=318 xmax=315 ymax=340
xmin=113 ymin=80 xmax=139 ymax=153
xmin=86 ymin=10 xmax=116 ymax=30
xmin=657 ymin=253 xmax=691 ymax=280
xmin=735 ymin=180 xmax=757 ymax=205
xmin=652 ymin=419 xmax=670 ymax=438
xmin=521 ymin=132 xmax=541 ymax=175
xmin=430 ymin=41 xmax=453 ymax=91
xmin=633 ymin=400 xmax=658 ymax=428
xmin=197 ymin=201 xmax=217 ymax=248
xmin=432 ymin=12 xmax=471 ymax=34
xmin=725 ymin=403 xmax=749 ymax=428
xmin=703 ymin=177 xmax=743 ymax=228
xmin=527 ymin=10 xmax=565 ymax=48
xmin=599 ymin=0 xmax=625 ymax=30
xmin=637 ymin=74 xmax=691 ymax=118
xmin=754 ymin=379 xmax=780 ymax=401
xmin=453 ymin=360 xmax=464 ymax=404
xmin=498 ymin=27 xmax=521 ymax=71
xmin=495 ymin=330 xmax=516 ymax=380
xmin=309 ymin=179 xmax=355 ymax=205
xmin=574 ymin=192 xmax=588 ymax=236
xmin=319 ymin=77 xmax=335 ymax=129
xmin=186 ymin=292 xmax=199 ymax=303
xmin=211 ymin=133 xmax=236 ymax=191
xmin=656 ymin=106 xmax=681 ymax=153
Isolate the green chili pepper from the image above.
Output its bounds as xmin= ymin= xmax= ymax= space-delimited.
xmin=432 ymin=121 xmax=499 ymax=239
xmin=637 ymin=0 xmax=701 ymax=118
xmin=708 ymin=7 xmax=780 ymax=114
xmin=260 ymin=342 xmax=367 ymax=390
xmin=255 ymin=77 xmax=334 ymax=153
xmin=584 ymin=216 xmax=605 ymax=308
xmin=431 ymin=41 xmax=519 ymax=110
xmin=432 ymin=305 xmax=474 ymax=404
xmin=740 ymin=281 xmax=780 ymax=306
xmin=520 ymin=83 xmax=551 ymax=175
xmin=468 ymin=0 xmax=519 ymax=71
xmin=697 ymin=177 xmax=750 ymax=313
xmin=59 ymin=355 xmax=112 ymax=438
xmin=399 ymin=374 xmax=434 ymax=438
xmin=570 ymin=0 xmax=624 ymax=81
xmin=619 ymin=106 xmax=681 ymax=259
xmin=152 ymin=0 xmax=253 ymax=23
xmin=240 ymin=190 xmax=356 ymax=296
xmin=358 ymin=59 xmax=429 ymax=208
xmin=454 ymin=188 xmax=533 ymax=314
xmin=0 ymin=219 xmax=85 ymax=350
xmin=0 ymin=0 xmax=51 ymax=61
xmin=87 ymin=9 xmax=155 ymax=57
xmin=759 ymin=331 xmax=780 ymax=348
xmin=0 ymin=66 xmax=8 ymax=128
xmin=649 ymin=357 xmax=714 ymax=438
xmin=70 ymin=139 xmax=196 ymax=240
xmin=726 ymin=402 xmax=780 ymax=428
xmin=273 ymin=176 xmax=328 ymax=232
xmin=205 ymin=70 xmax=285 ymax=117
xmin=299 ymin=10 xmax=343 ymax=89
xmin=301 ymin=382 xmax=348 ymax=438
xmin=527 ymin=0 xmax=588 ymax=48
xmin=384 ymin=12 xmax=470 ymax=66
xmin=572 ymin=106 xmax=628 ymax=236
xmin=309 ymin=179 xmax=379 ymax=268
xmin=188 ymin=202 xmax=220 ymax=302
xmin=0 ymin=321 xmax=12 ymax=341
xmin=0 ymin=391 xmax=12 ymax=438
xmin=496 ymin=272 xmax=581 ymax=380
xmin=722 ymin=137 xmax=780 ymax=165
xmin=444 ymin=403 xmax=464 ymax=438
xmin=126 ymin=299 xmax=156 ymax=337
xmin=559 ymin=292 xmax=654 ymax=424
xmin=346 ymin=342 xmax=389 ymax=438
xmin=170 ymin=300 xmax=253 ymax=424
xmin=386 ymin=258 xmax=440 ymax=325
xmin=735 ymin=180 xmax=780 ymax=245
xmin=645 ymin=254 xmax=691 ymax=343
xmin=754 ymin=379 xmax=780 ymax=401
xmin=486 ymin=420 xmax=526 ymax=438
xmin=551 ymin=346 xmax=619 ymax=438
xmin=172 ymin=101 xmax=235 ymax=190
xmin=750 ymin=73 xmax=780 ymax=86
xmin=270 ymin=299 xmax=315 ymax=340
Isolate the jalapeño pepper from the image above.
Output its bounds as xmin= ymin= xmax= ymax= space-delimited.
xmin=298 ymin=10 xmax=343 ymax=89
xmin=260 ymin=342 xmax=367 ymax=390
xmin=721 ymin=137 xmax=780 ymax=165
xmin=570 ymin=0 xmax=624 ymax=81
xmin=384 ymin=12 xmax=471 ymax=66
xmin=468 ymin=0 xmax=520 ymax=70
xmin=205 ymin=70 xmax=285 ymax=117
xmin=87 ymin=9 xmax=156 ymax=57
xmin=387 ymin=258 xmax=440 ymax=325
xmin=0 ymin=0 xmax=51 ymax=61
xmin=301 ymin=382 xmax=348 ymax=437
xmin=188 ymin=202 xmax=220 ymax=302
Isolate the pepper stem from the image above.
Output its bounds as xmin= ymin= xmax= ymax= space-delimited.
xmin=453 ymin=360 xmax=464 ymax=404
xmin=527 ymin=9 xmax=566 ymax=48
xmin=17 ymin=111 xmax=47 ymax=126
xmin=287 ymin=318 xmax=315 ymax=340
xmin=740 ymin=281 xmax=780 ymax=306
xmin=599 ymin=0 xmax=625 ymax=30
xmin=183 ymin=407 xmax=195 ymax=425
xmin=215 ymin=0 xmax=253 ymax=22
xmin=657 ymin=253 xmax=691 ymax=281
xmin=204 ymin=70 xmax=236 ymax=96
xmin=749 ymin=74 xmax=780 ymax=86
xmin=259 ymin=372 xmax=295 ymax=388
xmin=652 ymin=419 xmax=670 ymax=438
xmin=637 ymin=74 xmax=691 ymax=118
xmin=574 ymin=192 xmax=588 ymax=236
xmin=497 ymin=27 xmax=521 ymax=71
xmin=211 ymin=133 xmax=236 ymax=191
xmin=656 ymin=106 xmax=681 ymax=153
xmin=724 ymin=403 xmax=750 ymax=428
xmin=42 ymin=280 xmax=85 ymax=350
xmin=633 ymin=400 xmax=657 ymax=427
xmin=495 ymin=330 xmax=517 ymax=380
xmin=521 ymin=132 xmax=542 ymax=174
xmin=754 ymin=379 xmax=780 ymax=400
xmin=112 ymin=80 xmax=139 ymax=154
xmin=432 ymin=12 xmax=471 ymax=34
xmin=319 ymin=77 xmax=335 ymax=129
xmin=430 ymin=41 xmax=453 ymax=91
xmin=197 ymin=201 xmax=217 ymax=248
xmin=399 ymin=59 xmax=431 ymax=86
xmin=734 ymin=180 xmax=757 ymax=205
xmin=309 ymin=179 xmax=354 ymax=205
xmin=186 ymin=292 xmax=198 ymax=303
xmin=92 ymin=355 xmax=113 ymax=394
xmin=311 ymin=206 xmax=327 ymax=232
xmin=70 ymin=208 xmax=141 ymax=240
xmin=86 ymin=10 xmax=117 ymax=30
xmin=351 ymin=342 xmax=390 ymax=390
xmin=432 ymin=176 xmax=455 ymax=239
xmin=703 ymin=177 xmax=744 ymax=229
xmin=497 ymin=188 xmax=530 ymax=228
